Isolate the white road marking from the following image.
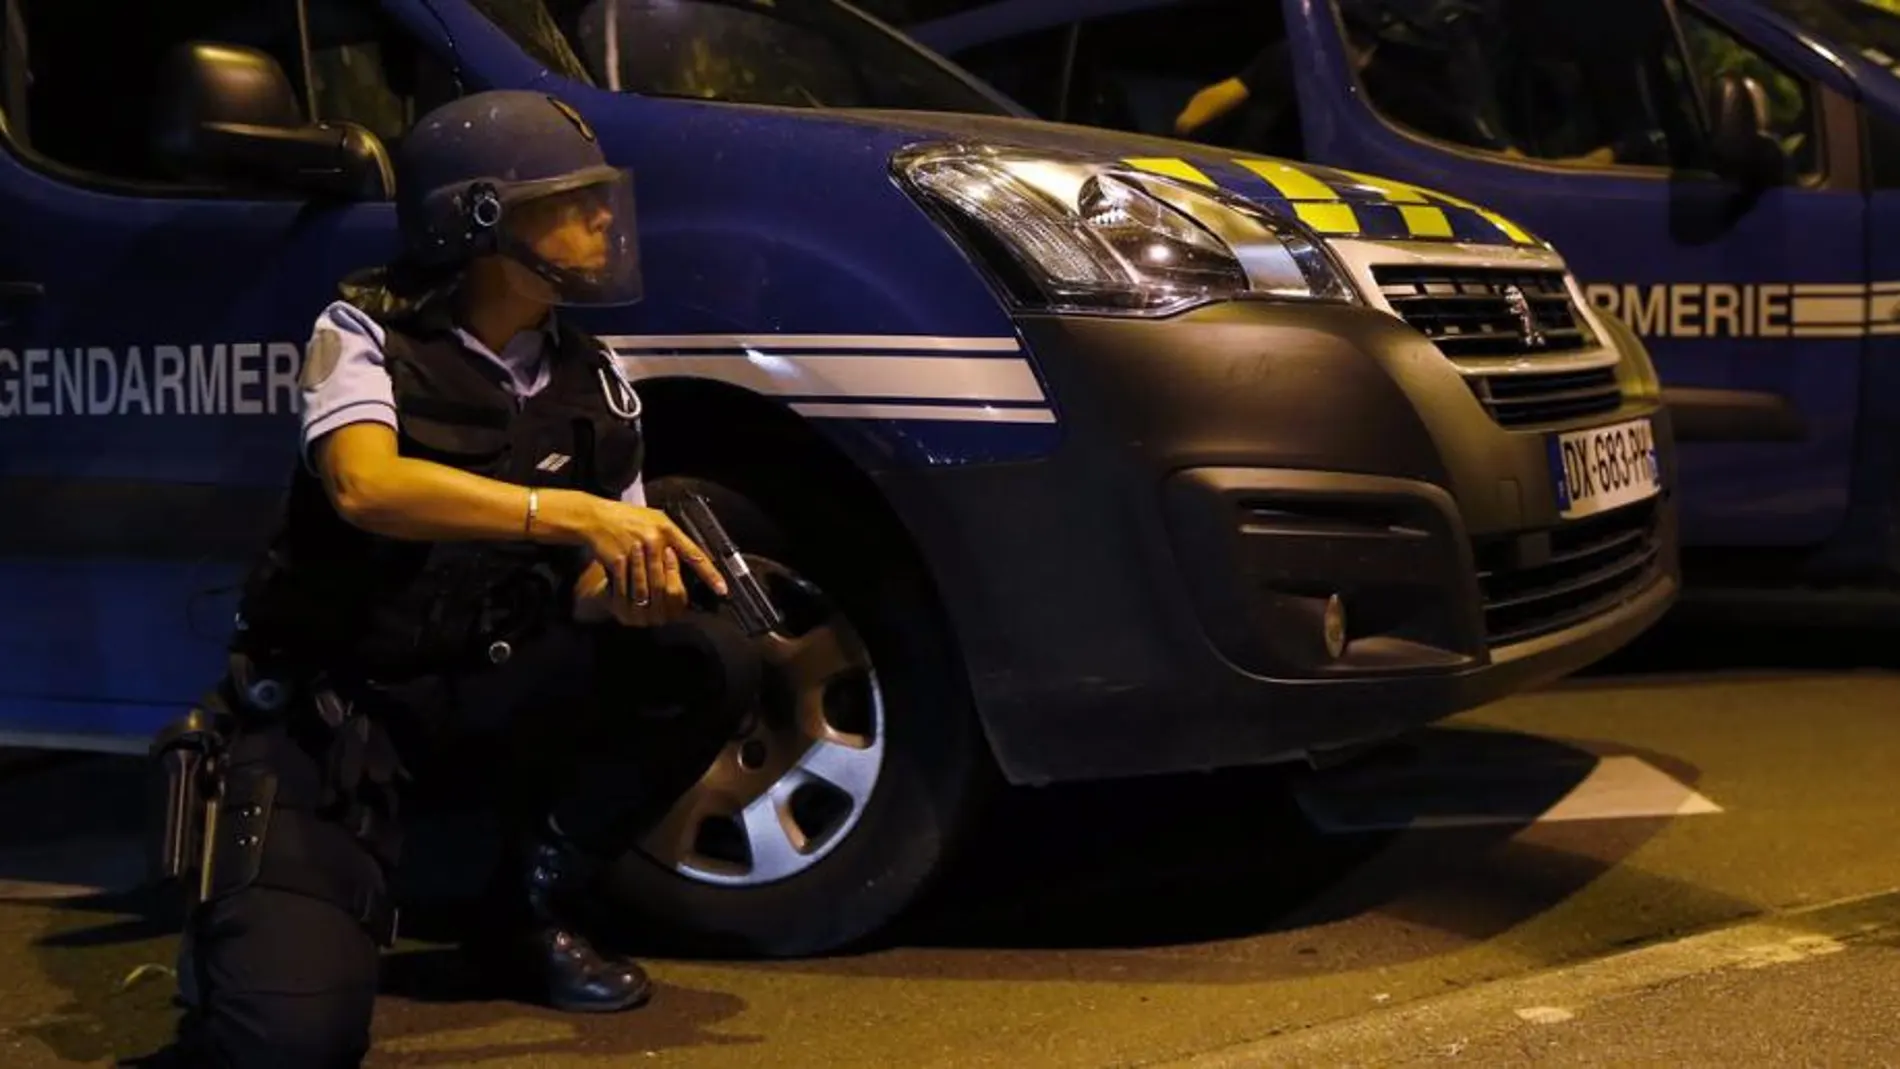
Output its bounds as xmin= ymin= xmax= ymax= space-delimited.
xmin=1735 ymin=934 xmax=1845 ymax=970
xmin=1536 ymin=756 xmax=1724 ymax=823
xmin=1170 ymin=888 xmax=1900 ymax=1068
xmin=1296 ymin=755 xmax=1722 ymax=834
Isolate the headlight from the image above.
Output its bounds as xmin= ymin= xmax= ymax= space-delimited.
xmin=894 ymin=143 xmax=1359 ymax=317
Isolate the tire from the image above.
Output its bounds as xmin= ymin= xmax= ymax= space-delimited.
xmin=591 ymin=473 xmax=986 ymax=958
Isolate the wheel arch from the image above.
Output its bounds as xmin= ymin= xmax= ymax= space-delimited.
xmin=631 ymin=375 xmax=998 ymax=762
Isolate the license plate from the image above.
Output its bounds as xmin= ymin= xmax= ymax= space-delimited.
xmin=1549 ymin=417 xmax=1661 ymax=519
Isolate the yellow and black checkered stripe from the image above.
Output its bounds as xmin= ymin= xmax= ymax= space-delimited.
xmin=1122 ymin=156 xmax=1542 ymax=248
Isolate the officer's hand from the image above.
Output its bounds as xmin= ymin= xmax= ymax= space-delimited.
xmin=574 ymin=554 xmax=691 ymax=628
xmin=624 ymin=548 xmax=691 ymax=627
xmin=560 ymin=495 xmax=727 ymax=617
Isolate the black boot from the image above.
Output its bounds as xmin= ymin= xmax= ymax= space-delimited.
xmin=470 ymin=831 xmax=653 ymax=1013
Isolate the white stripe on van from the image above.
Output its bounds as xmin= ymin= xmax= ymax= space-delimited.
xmin=1791 ymin=295 xmax=1869 ymax=326
xmin=603 ymin=334 xmax=1022 ymax=353
xmin=1586 ymin=280 xmax=1900 ymax=339
xmin=790 ymin=402 xmax=1057 ymax=423
xmin=612 ymin=352 xmax=1047 ymax=404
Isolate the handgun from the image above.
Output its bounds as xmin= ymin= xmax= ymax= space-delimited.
xmin=667 ymin=490 xmax=785 ymax=637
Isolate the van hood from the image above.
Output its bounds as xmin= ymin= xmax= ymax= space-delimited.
xmin=830 ymin=108 xmax=1548 ymax=250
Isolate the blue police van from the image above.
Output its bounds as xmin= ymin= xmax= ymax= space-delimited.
xmin=907 ymin=0 xmax=1900 ymax=593
xmin=0 ymin=0 xmax=1677 ymax=954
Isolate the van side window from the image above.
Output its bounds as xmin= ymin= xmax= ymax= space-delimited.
xmin=466 ymin=0 xmax=597 ymax=86
xmin=529 ymin=0 xmax=1009 ymax=114
xmin=0 ymin=0 xmax=453 ymax=188
xmin=0 ymin=0 xmax=28 ymax=149
xmin=1068 ymin=0 xmax=1300 ymax=158
xmin=1339 ymin=0 xmax=1711 ymax=171
xmin=851 ymin=0 xmax=986 ymax=25
xmin=1675 ymin=4 xmax=1819 ymax=178
xmin=303 ymin=1 xmax=462 ymax=151
xmin=951 ymin=25 xmax=1075 ymax=120
xmin=2 ymin=0 xmax=270 ymax=182
xmin=1868 ymin=111 xmax=1900 ymax=190
xmin=218 ymin=0 xmax=462 ymax=151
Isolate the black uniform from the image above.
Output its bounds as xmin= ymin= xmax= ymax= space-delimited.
xmin=161 ymin=291 xmax=737 ymax=1069
xmin=134 ymin=81 xmax=724 ymax=1068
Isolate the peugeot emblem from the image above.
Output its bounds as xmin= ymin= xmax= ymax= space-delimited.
xmin=1502 ymin=284 xmax=1547 ymax=349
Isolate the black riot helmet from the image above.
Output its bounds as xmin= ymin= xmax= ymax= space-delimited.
xmin=394 ymin=90 xmax=641 ymax=307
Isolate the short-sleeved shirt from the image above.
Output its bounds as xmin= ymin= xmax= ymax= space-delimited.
xmin=298 ymin=299 xmax=647 ymax=507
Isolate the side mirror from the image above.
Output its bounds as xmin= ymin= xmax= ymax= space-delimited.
xmin=151 ymin=42 xmax=394 ymax=200
xmin=1708 ymin=72 xmax=1790 ymax=188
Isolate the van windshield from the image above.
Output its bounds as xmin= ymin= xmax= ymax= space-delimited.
xmin=1762 ymin=0 xmax=1900 ymax=64
xmin=1333 ymin=0 xmax=1711 ymax=168
xmin=467 ymin=0 xmax=1016 ymax=114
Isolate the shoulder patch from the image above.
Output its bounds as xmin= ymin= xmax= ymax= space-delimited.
xmin=301 ymin=327 xmax=344 ymax=390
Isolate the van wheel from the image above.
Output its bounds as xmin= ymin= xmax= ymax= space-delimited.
xmin=591 ymin=476 xmax=984 ymax=958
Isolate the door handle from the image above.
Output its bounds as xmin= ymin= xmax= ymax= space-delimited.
xmin=0 ymin=280 xmax=42 ymax=300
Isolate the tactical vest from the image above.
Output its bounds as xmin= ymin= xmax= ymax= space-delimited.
xmin=236 ymin=303 xmax=646 ymax=684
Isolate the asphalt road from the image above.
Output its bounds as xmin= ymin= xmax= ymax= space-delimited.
xmin=2 ymin=612 xmax=1898 ymax=1068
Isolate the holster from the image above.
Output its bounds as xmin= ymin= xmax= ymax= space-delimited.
xmin=149 ymin=705 xmax=228 ymax=909
xmin=150 ymin=652 xmax=282 ymax=914
xmin=153 ymin=653 xmax=407 ymax=947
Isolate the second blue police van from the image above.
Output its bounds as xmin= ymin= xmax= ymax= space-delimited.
xmin=909 ymin=0 xmax=1900 ymax=594
xmin=0 ymin=0 xmax=1676 ymax=954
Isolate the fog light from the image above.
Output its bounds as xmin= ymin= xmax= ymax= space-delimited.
xmin=1322 ymin=594 xmax=1348 ymax=659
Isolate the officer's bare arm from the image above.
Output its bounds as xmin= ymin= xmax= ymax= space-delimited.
xmin=315 ymin=423 xmax=728 ymax=606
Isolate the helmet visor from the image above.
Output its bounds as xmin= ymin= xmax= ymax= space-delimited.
xmin=496 ymin=167 xmax=642 ymax=307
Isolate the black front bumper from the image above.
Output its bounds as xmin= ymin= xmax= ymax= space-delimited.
xmin=874 ymin=301 xmax=1679 ymax=786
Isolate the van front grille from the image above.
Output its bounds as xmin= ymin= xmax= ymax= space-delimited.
xmin=1472 ymin=499 xmax=1662 ymax=647
xmin=1472 ymin=366 xmax=1623 ymax=428
xmin=1374 ymin=266 xmax=1592 ymax=358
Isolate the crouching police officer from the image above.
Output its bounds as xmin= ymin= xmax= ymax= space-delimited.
xmin=153 ymin=89 xmax=745 ymax=1068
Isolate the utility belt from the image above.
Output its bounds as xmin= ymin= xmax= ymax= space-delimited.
xmin=242 ymin=547 xmax=570 ymax=682
xmin=150 ymin=648 xmax=407 ymax=946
